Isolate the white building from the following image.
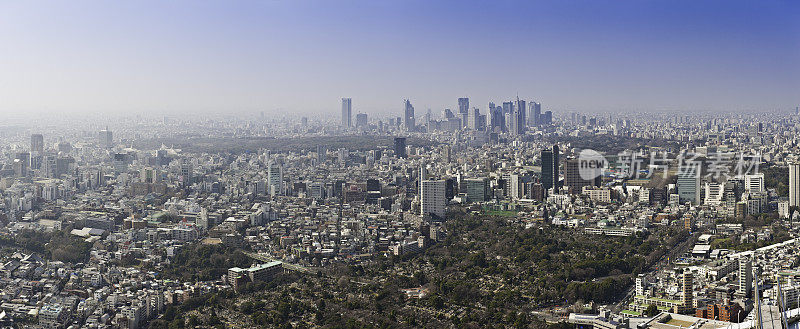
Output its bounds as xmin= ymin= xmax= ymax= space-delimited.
xmin=704 ymin=182 xmax=724 ymax=205
xmin=790 ymin=162 xmax=800 ymax=208
xmin=421 ymin=180 xmax=447 ymax=218
xmin=583 ymin=186 xmax=611 ymax=203
xmin=744 ymin=173 xmax=764 ymax=193
xmin=267 ymin=161 xmax=282 ymax=196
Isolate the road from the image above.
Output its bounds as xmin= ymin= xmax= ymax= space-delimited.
xmin=611 ymin=232 xmax=694 ymax=312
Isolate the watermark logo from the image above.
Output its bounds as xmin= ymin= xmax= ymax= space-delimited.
xmin=578 ymin=149 xmax=608 ymax=181
xmin=616 ymin=150 xmax=761 ymax=180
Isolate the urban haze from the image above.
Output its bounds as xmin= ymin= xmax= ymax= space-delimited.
xmin=0 ymin=1 xmax=800 ymax=329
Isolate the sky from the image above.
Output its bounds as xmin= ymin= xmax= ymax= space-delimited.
xmin=0 ymin=0 xmax=798 ymax=117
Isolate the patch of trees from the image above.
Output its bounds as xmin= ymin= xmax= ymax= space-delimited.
xmin=47 ymin=230 xmax=93 ymax=263
xmin=0 ymin=229 xmax=91 ymax=263
xmin=763 ymin=166 xmax=789 ymax=197
xmin=158 ymin=243 xmax=252 ymax=281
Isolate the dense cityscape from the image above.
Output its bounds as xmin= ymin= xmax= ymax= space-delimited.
xmin=0 ymin=100 xmax=798 ymax=328
xmin=2 ymin=0 xmax=799 ymax=328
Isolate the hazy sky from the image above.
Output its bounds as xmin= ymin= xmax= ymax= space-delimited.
xmin=1 ymin=0 xmax=798 ymax=116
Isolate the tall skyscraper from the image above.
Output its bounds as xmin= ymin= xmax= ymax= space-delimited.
xmin=267 ymin=161 xmax=283 ymax=196
xmin=337 ymin=148 xmax=348 ymax=167
xmin=403 ymin=99 xmax=415 ymax=131
xmin=509 ymin=174 xmax=523 ymax=200
xmin=790 ymin=162 xmax=800 ymax=208
xmin=468 ymin=107 xmax=481 ymax=130
xmin=419 ymin=162 xmax=428 ymax=187
xmin=564 ymin=158 xmax=600 ymax=193
xmin=13 ymin=152 xmax=30 ymax=177
xmin=31 ymin=134 xmax=43 ymax=155
xmin=541 ymin=149 xmax=554 ymax=192
xmin=421 ymin=180 xmax=447 ymax=218
xmin=681 ymin=269 xmax=693 ymax=309
xmin=99 ymin=128 xmax=113 ymax=149
xmin=677 ymin=166 xmax=701 ymax=204
xmin=490 ymin=105 xmax=505 ymax=132
xmin=30 ymin=134 xmax=44 ymax=170
xmin=529 ymin=102 xmax=541 ymax=126
xmin=341 ymin=98 xmax=352 ymax=128
xmin=179 ymin=158 xmax=192 ymax=186
xmin=394 ymin=137 xmax=407 ymax=159
xmin=511 ymin=98 xmax=526 ymax=135
xmin=458 ymin=97 xmax=469 ymax=115
xmin=316 ymin=145 xmax=326 ymax=164
xmin=737 ymin=257 xmax=752 ymax=297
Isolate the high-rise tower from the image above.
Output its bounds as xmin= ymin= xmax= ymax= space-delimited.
xmin=458 ymin=97 xmax=469 ymax=115
xmin=541 ymin=148 xmax=554 ymax=192
xmin=789 ymin=161 xmax=800 ymax=208
xmin=421 ymin=180 xmax=447 ymax=218
xmin=99 ymin=128 xmax=113 ymax=149
xmin=394 ymin=137 xmax=407 ymax=159
xmin=404 ymin=100 xmax=415 ymax=131
xmin=341 ymin=98 xmax=352 ymax=128
xmin=267 ymin=161 xmax=283 ymax=196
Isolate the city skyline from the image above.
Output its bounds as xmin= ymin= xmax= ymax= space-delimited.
xmin=3 ymin=1 xmax=800 ymax=328
xmin=1 ymin=0 xmax=798 ymax=116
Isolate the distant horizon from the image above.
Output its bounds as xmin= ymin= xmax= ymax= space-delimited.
xmin=1 ymin=0 xmax=798 ymax=116
xmin=0 ymin=104 xmax=798 ymax=129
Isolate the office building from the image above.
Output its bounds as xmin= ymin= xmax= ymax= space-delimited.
xmin=681 ymin=269 xmax=693 ymax=311
xmin=744 ymin=173 xmax=764 ymax=193
xmin=355 ymin=113 xmax=368 ymax=127
xmin=464 ymin=178 xmax=489 ymax=203
xmin=30 ymin=133 xmax=44 ymax=170
xmin=737 ymin=257 xmax=752 ymax=298
xmin=553 ymin=145 xmax=560 ymax=189
xmin=468 ymin=107 xmax=481 ymax=130
xmin=677 ymin=167 xmax=701 ymax=204
xmin=341 ymin=98 xmax=352 ymax=128
xmin=635 ymin=274 xmax=647 ymax=296
xmin=458 ymin=97 xmax=469 ymax=115
xmin=316 ymin=145 xmax=325 ymax=164
xmin=394 ymin=137 xmax=407 ymax=158
xmin=704 ymin=183 xmax=725 ymax=205
xmin=338 ymin=148 xmax=348 ymax=167
xmin=404 ymin=99 xmax=415 ymax=131
xmin=790 ymin=162 xmax=800 ymax=208
xmin=489 ymin=103 xmax=505 ymax=132
xmin=529 ymin=102 xmax=541 ymax=126
xmin=564 ymin=158 xmax=600 ymax=193
xmin=228 ymin=261 xmax=283 ymax=291
xmin=267 ymin=162 xmax=282 ymax=196
xmin=541 ymin=146 xmax=559 ymax=192
xmin=31 ymin=134 xmax=43 ymax=154
xmin=421 ymin=180 xmax=447 ymax=218
xmin=99 ymin=128 xmax=113 ymax=149
xmin=582 ymin=186 xmax=611 ymax=203
xmin=541 ymin=149 xmax=554 ymax=192
xmin=509 ymin=174 xmax=523 ymax=200
xmin=510 ymin=98 xmax=526 ymax=135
